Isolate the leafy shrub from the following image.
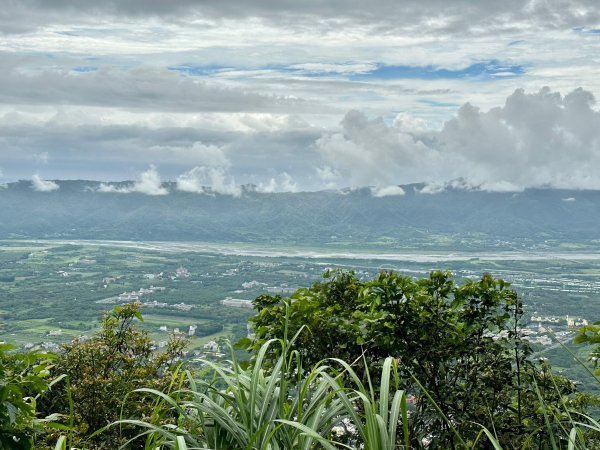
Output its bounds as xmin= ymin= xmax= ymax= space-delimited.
xmin=39 ymin=304 xmax=186 ymax=448
xmin=0 ymin=343 xmax=57 ymax=449
xmin=247 ymin=270 xmax=598 ymax=448
xmin=119 ymin=333 xmax=411 ymax=450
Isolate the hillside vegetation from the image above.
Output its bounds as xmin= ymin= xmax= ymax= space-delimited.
xmin=2 ymin=271 xmax=600 ymax=449
xmin=2 ymin=181 xmax=600 ymax=247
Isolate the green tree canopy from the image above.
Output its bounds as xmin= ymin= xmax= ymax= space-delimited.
xmin=40 ymin=304 xmax=186 ymax=449
xmin=247 ymin=270 xmax=592 ymax=448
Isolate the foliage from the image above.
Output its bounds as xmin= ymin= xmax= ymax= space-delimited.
xmin=119 ymin=334 xmax=411 ymax=450
xmin=122 ymin=335 xmax=600 ymax=450
xmin=247 ymin=270 xmax=596 ymax=449
xmin=39 ymin=304 xmax=186 ymax=449
xmin=574 ymin=323 xmax=600 ymax=376
xmin=0 ymin=343 xmax=57 ymax=449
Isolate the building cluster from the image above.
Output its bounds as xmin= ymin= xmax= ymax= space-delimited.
xmin=265 ymin=286 xmax=297 ymax=294
xmin=242 ymin=280 xmax=266 ymax=289
xmin=143 ymin=300 xmax=193 ymax=311
xmin=222 ymin=297 xmax=253 ymax=308
xmin=116 ymin=285 xmax=166 ymax=302
xmin=175 ymin=267 xmax=190 ymax=278
xmin=566 ymin=316 xmax=589 ymax=328
xmin=158 ymin=324 xmax=197 ymax=336
xmin=530 ymin=314 xmax=589 ymax=328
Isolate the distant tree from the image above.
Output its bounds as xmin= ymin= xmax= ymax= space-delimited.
xmin=39 ymin=304 xmax=186 ymax=448
xmin=247 ymin=270 xmax=594 ymax=448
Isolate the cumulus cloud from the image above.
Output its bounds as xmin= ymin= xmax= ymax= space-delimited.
xmin=176 ymin=166 xmax=241 ymax=196
xmin=98 ymin=165 xmax=168 ymax=195
xmin=317 ymin=87 xmax=600 ymax=192
xmin=317 ymin=110 xmax=441 ymax=187
xmin=316 ymin=166 xmax=339 ymax=182
xmin=130 ymin=166 xmax=169 ymax=195
xmin=371 ymin=185 xmax=405 ymax=197
xmin=5 ymin=87 xmax=600 ymax=193
xmin=254 ymin=172 xmax=299 ymax=193
xmin=315 ymin=166 xmax=341 ymax=189
xmin=437 ymin=87 xmax=600 ymax=189
xmin=31 ymin=174 xmax=59 ymax=192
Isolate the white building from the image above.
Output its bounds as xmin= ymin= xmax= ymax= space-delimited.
xmin=203 ymin=340 xmax=219 ymax=352
xmin=222 ymin=297 xmax=253 ymax=308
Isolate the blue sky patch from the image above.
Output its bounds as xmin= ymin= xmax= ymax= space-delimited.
xmin=350 ymin=60 xmax=525 ymax=81
xmin=418 ymin=99 xmax=460 ymax=108
xmin=168 ymin=64 xmax=230 ymax=76
xmin=167 ymin=60 xmax=524 ymax=82
xmin=71 ymin=66 xmax=97 ymax=73
xmin=573 ymin=27 xmax=600 ymax=35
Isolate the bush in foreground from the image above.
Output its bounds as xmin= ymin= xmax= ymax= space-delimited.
xmin=0 ymin=343 xmax=57 ymax=449
xmin=39 ymin=304 xmax=186 ymax=449
xmin=246 ymin=270 xmax=599 ymax=448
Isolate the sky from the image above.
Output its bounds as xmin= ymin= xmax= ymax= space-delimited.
xmin=0 ymin=0 xmax=599 ymax=194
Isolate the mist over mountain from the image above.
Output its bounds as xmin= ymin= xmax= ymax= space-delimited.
xmin=1 ymin=180 xmax=599 ymax=248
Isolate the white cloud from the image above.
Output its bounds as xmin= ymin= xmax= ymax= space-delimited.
xmin=126 ymin=165 xmax=169 ymax=195
xmin=437 ymin=87 xmax=600 ymax=189
xmin=317 ymin=110 xmax=441 ymax=188
xmin=316 ymin=166 xmax=340 ymax=182
xmin=288 ymin=62 xmax=377 ymax=74
xmin=96 ymin=183 xmax=125 ymax=193
xmin=419 ymin=183 xmax=446 ymax=195
xmin=98 ymin=165 xmax=168 ymax=195
xmin=255 ymin=172 xmax=299 ymax=193
xmin=479 ymin=181 xmax=524 ymax=193
xmin=1 ymin=0 xmax=600 ymax=193
xmin=31 ymin=174 xmax=59 ymax=192
xmin=371 ymin=185 xmax=405 ymax=197
xmin=176 ymin=166 xmax=241 ymax=196
xmin=317 ymin=87 xmax=600 ymax=192
xmin=316 ymin=165 xmax=341 ymax=189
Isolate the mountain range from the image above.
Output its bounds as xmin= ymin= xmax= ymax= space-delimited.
xmin=1 ymin=180 xmax=599 ymax=250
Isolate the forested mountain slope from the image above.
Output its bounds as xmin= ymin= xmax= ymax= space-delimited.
xmin=1 ymin=180 xmax=599 ymax=247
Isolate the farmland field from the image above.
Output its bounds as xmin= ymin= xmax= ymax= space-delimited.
xmin=2 ymin=239 xmax=600 ymax=389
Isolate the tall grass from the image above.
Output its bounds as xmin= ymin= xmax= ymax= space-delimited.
xmin=116 ymin=334 xmax=410 ymax=450
xmin=56 ymin=319 xmax=585 ymax=450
